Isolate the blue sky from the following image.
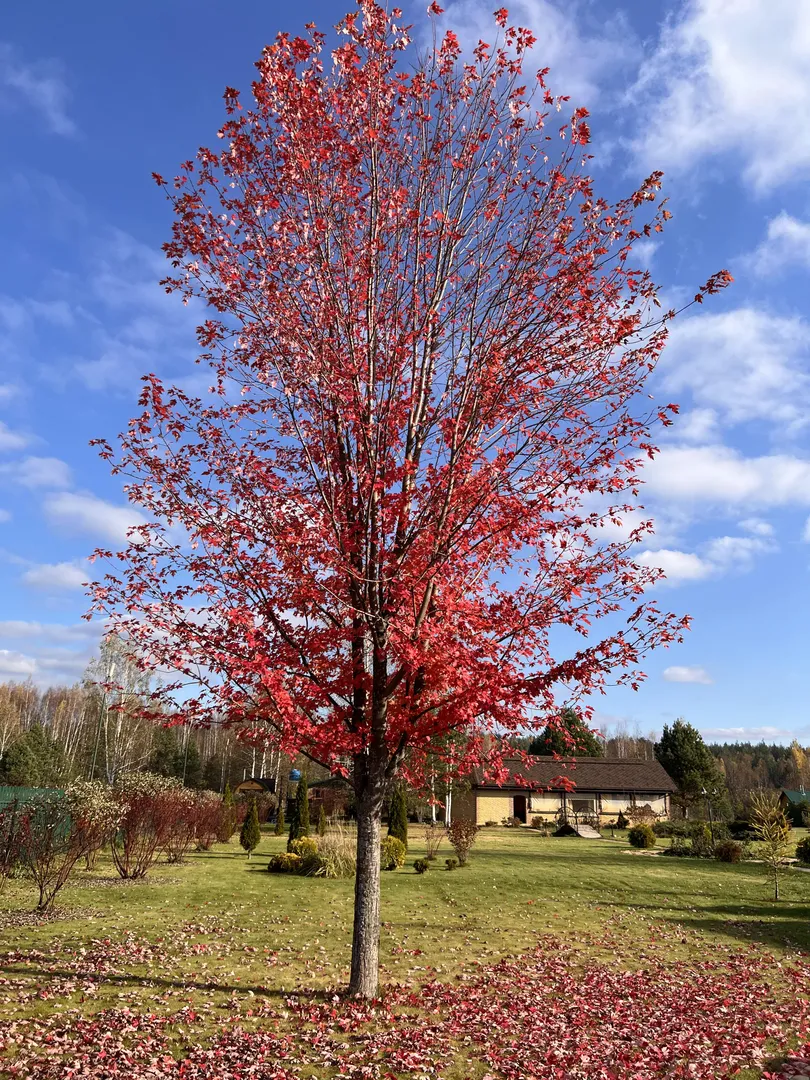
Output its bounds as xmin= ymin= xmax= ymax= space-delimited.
xmin=1 ymin=0 xmax=809 ymax=744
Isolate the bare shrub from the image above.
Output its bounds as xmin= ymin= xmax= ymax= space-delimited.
xmin=112 ymin=773 xmax=177 ymax=880
xmin=423 ymin=823 xmax=445 ymax=861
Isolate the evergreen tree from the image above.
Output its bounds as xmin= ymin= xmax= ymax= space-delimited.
xmin=274 ymin=801 xmax=285 ymax=836
xmin=148 ymin=726 xmax=180 ymax=776
xmin=528 ymin=708 xmax=604 ymax=757
xmin=240 ymin=798 xmax=261 ymax=859
xmin=217 ymin=782 xmax=236 ymax=842
xmin=387 ymin=785 xmax=409 ymax=850
xmin=655 ymin=718 xmax=727 ymax=815
xmin=0 ymin=724 xmax=69 ymax=787
xmin=317 ymin=803 xmax=327 ymax=836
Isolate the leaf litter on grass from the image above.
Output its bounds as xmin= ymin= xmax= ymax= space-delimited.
xmin=2 ymin=928 xmax=810 ymax=1079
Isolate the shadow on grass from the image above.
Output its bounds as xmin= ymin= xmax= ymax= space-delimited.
xmin=0 ymin=964 xmax=332 ymax=1002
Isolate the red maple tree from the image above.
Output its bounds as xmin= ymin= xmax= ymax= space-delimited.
xmin=90 ymin=2 xmax=730 ymax=995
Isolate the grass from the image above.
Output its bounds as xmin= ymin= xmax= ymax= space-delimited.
xmin=1 ymin=826 xmax=809 ymax=1073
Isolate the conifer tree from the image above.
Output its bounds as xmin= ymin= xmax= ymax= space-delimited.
xmin=240 ymin=798 xmax=261 ymax=859
xmin=274 ymin=801 xmax=285 ymax=836
xmin=217 ymin=782 xmax=236 ymax=842
xmin=317 ymin=803 xmax=327 ymax=836
xmin=387 ymin=785 xmax=409 ymax=850
xmin=296 ymin=771 xmax=310 ymax=837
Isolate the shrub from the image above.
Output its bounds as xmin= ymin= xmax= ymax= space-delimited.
xmin=448 ymin=819 xmax=479 ymax=866
xmin=423 ymin=822 xmax=445 ymax=860
xmin=714 ymin=839 xmax=743 ymax=863
xmin=194 ymin=792 xmax=224 ymax=851
xmin=388 ymin=786 xmax=409 ymax=850
xmin=795 ymin=836 xmax=810 ymax=866
xmin=0 ymin=801 xmax=26 ymax=892
xmin=289 ymin=835 xmax=318 ymax=859
xmin=112 ymin=773 xmax=178 ymax=880
xmin=530 ymin=815 xmax=546 ymax=829
xmin=274 ymin=803 xmax=285 ymax=836
xmin=689 ymin=823 xmax=714 ymax=859
xmin=413 ymin=858 xmax=429 ymax=874
xmin=306 ymin=826 xmax=355 ymax=878
xmin=380 ymin=835 xmax=406 ymax=870
xmin=317 ymin=804 xmax=327 ymax=836
xmin=484 ymin=820 xmax=498 ymax=827
xmin=21 ymin=785 xmax=121 ymax=912
xmin=163 ymin=788 xmax=198 ymax=864
xmin=627 ymin=803 xmax=657 ymax=826
xmin=661 ymin=835 xmax=690 ymax=857
xmin=615 ymin=810 xmax=629 ymax=829
xmin=445 ymin=858 xmax=458 ymax=870
xmin=627 ymin=824 xmax=656 ymax=849
xmin=240 ymin=799 xmax=261 ymax=859
xmin=728 ymin=818 xmax=756 ymax=840
xmin=268 ymin=852 xmax=303 ymax=873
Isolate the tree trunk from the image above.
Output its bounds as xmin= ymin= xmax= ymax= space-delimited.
xmin=349 ymin=793 xmax=383 ymax=997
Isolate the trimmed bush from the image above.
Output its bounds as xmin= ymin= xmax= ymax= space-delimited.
xmin=240 ymin=798 xmax=261 ymax=859
xmin=615 ymin=811 xmax=629 ymax=830
xmin=380 ymin=834 xmax=406 ymax=870
xmin=796 ymin=836 xmax=810 ymax=866
xmin=217 ymin=783 xmax=236 ymax=843
xmin=274 ymin=803 xmax=285 ymax=836
xmin=413 ymin=858 xmax=429 ymax=874
xmin=628 ymin=824 xmax=656 ymax=849
xmin=387 ymin=786 xmax=409 ymax=850
xmin=714 ymin=839 xmax=743 ymax=863
xmin=445 ymin=858 xmax=458 ymax=870
xmin=268 ymin=852 xmax=303 ymax=873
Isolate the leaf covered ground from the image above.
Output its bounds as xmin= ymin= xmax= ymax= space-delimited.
xmin=1 ymin=828 xmax=809 ymax=1078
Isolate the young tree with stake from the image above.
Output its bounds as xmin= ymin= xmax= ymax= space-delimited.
xmin=89 ymin=2 xmax=731 ymax=995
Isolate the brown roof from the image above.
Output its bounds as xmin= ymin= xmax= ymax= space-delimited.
xmin=473 ymin=757 xmax=677 ymax=794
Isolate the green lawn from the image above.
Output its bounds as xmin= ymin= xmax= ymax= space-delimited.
xmin=1 ymin=827 xmax=809 ymax=1074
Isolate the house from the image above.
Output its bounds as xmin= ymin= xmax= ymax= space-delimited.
xmin=235 ymin=777 xmax=277 ymax=796
xmin=452 ymin=757 xmax=677 ymax=826
xmin=779 ymin=788 xmax=809 ymax=822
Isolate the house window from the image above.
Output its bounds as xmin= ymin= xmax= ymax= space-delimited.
xmin=571 ymin=799 xmax=596 ymax=814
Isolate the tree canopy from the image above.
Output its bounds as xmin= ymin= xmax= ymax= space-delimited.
xmin=528 ymin=708 xmax=604 ymax=757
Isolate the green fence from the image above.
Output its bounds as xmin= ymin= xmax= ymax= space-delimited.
xmin=0 ymin=786 xmax=63 ymax=811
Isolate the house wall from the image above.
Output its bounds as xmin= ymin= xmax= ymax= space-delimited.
xmin=469 ymin=789 xmax=672 ymax=825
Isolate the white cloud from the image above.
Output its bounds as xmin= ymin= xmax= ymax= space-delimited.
xmin=627 ymin=0 xmax=810 ymax=192
xmin=21 ymin=561 xmax=88 ymax=592
xmin=635 ymin=547 xmax=711 ymax=583
xmin=0 ymin=455 xmax=72 ymax=488
xmin=42 ymin=490 xmax=146 ymax=543
xmin=636 ymin=533 xmax=775 ymax=585
xmin=702 ymin=725 xmax=796 ymax=741
xmin=0 ymin=508 xmax=9 ymax=523
xmin=663 ymin=665 xmax=713 ymax=685
xmin=803 ymin=516 xmax=810 ymax=543
xmin=660 ymin=309 xmax=810 ymax=430
xmin=0 ymin=619 xmax=103 ymax=643
xmin=646 ymin=444 xmax=810 ymax=508
xmin=0 ymin=383 xmax=20 ymax=404
xmin=0 ymin=43 xmax=75 ymax=136
xmin=738 ymin=517 xmax=774 ymax=538
xmin=668 ymin=408 xmax=718 ymax=444
xmin=747 ymin=213 xmax=810 ymax=276
xmin=431 ymin=0 xmax=638 ymax=106
xmin=0 ymin=421 xmax=30 ymax=452
xmin=0 ymin=649 xmax=37 ymax=677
